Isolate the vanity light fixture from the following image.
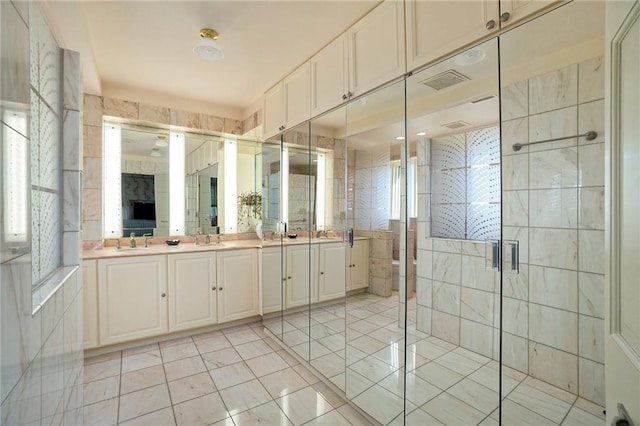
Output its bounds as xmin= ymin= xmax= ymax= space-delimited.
xmin=395 ymin=136 xmax=405 ymax=141
xmin=416 ymin=132 xmax=427 ymax=136
xmin=155 ymin=135 xmax=168 ymax=147
xmin=193 ymin=28 xmax=224 ymax=61
xmin=150 ymin=147 xmax=162 ymax=157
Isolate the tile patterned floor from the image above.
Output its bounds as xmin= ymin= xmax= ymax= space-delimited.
xmin=267 ymin=292 xmax=606 ymax=426
xmin=82 ymin=322 xmax=371 ymax=426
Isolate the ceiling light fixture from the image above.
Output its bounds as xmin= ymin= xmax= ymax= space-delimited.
xmin=155 ymin=135 xmax=168 ymax=147
xmin=150 ymin=147 xmax=161 ymax=157
xmin=454 ymin=46 xmax=486 ymax=66
xmin=193 ymin=28 xmax=224 ymax=61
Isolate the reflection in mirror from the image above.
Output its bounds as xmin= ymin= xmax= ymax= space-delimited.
xmin=342 ymin=80 xmax=407 ymax=424
xmin=406 ymin=39 xmax=501 ymax=420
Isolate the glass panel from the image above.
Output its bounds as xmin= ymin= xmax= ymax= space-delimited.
xmin=344 ymin=80 xmax=406 ymax=425
xmin=309 ymin=105 xmax=347 ymax=392
xmin=261 ymin=140 xmax=283 ymax=341
xmin=406 ymin=39 xmax=500 ymax=423
xmin=281 ymin=123 xmax=312 ymax=362
xmin=499 ymin=1 xmax=606 ymax=420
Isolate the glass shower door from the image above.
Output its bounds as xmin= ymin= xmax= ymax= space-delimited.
xmin=499 ymin=2 xmax=606 ymax=424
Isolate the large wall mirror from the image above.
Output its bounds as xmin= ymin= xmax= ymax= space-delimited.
xmin=103 ymin=120 xmax=261 ymax=239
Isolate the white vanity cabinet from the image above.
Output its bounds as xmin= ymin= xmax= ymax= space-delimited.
xmin=318 ymin=242 xmax=346 ymax=302
xmin=216 ymin=249 xmax=259 ymax=322
xmin=82 ymin=260 xmax=99 ymax=349
xmin=168 ymin=252 xmax=217 ymax=332
xmin=261 ymin=246 xmax=284 ymax=314
xmin=263 ymin=62 xmax=311 ymax=139
xmin=348 ymin=239 xmax=369 ymax=291
xmin=285 ymin=244 xmax=320 ymax=309
xmin=98 ymin=255 xmax=168 ymax=346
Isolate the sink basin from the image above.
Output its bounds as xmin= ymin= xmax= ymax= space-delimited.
xmin=116 ymin=247 xmax=150 ymax=251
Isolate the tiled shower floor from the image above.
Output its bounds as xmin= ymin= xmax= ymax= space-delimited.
xmin=272 ymin=292 xmax=606 ymax=425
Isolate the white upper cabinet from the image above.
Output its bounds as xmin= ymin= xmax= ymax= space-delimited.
xmin=263 ymin=82 xmax=284 ymax=139
xmin=311 ymin=35 xmax=349 ymax=117
xmin=406 ymin=0 xmax=500 ymax=72
xmin=284 ymin=62 xmax=311 ymax=129
xmin=264 ymin=62 xmax=311 ymax=139
xmin=348 ymin=0 xmax=406 ymax=98
xmin=499 ymin=0 xmax=564 ymax=27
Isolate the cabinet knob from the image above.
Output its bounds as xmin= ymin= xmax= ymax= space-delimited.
xmin=288 ymin=276 xmax=292 ymax=280
xmin=212 ymin=286 xmax=217 ymax=291
xmin=486 ymin=19 xmax=496 ymax=30
xmin=320 ymin=272 xmax=324 ymax=275
xmin=161 ymin=293 xmax=166 ymax=297
xmin=282 ymin=278 xmax=287 ymax=282
xmin=347 ymin=91 xmax=353 ymax=99
xmin=219 ymin=287 xmax=223 ymax=291
xmin=500 ymin=12 xmax=510 ymax=22
xmin=342 ymin=94 xmax=348 ymax=100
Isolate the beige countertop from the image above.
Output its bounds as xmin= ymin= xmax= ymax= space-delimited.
xmin=82 ymin=236 xmax=365 ymax=260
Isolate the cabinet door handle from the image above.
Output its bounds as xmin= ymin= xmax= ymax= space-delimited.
xmin=161 ymin=293 xmax=166 ymax=298
xmin=212 ymin=286 xmax=217 ymax=291
xmin=342 ymin=94 xmax=348 ymax=100
xmin=486 ymin=19 xmax=496 ymax=30
xmin=500 ymin=12 xmax=510 ymax=23
xmin=347 ymin=91 xmax=353 ymax=99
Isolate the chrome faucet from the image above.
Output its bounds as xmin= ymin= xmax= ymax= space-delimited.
xmin=143 ymin=233 xmax=152 ymax=248
xmin=192 ymin=234 xmax=199 ymax=245
xmin=216 ymin=234 xmax=221 ymax=245
xmin=205 ymin=234 xmax=211 ymax=245
xmin=111 ymin=238 xmax=121 ymax=249
xmin=129 ymin=232 xmax=136 ymax=248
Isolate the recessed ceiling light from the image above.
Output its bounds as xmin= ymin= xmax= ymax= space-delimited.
xmin=395 ymin=136 xmax=405 ymax=141
xmin=150 ymin=147 xmax=161 ymax=157
xmin=454 ymin=46 xmax=486 ymax=66
xmin=155 ymin=135 xmax=168 ymax=147
xmin=416 ymin=132 xmax=427 ymax=136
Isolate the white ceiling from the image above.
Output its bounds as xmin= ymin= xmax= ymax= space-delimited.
xmin=44 ymin=0 xmax=381 ymax=117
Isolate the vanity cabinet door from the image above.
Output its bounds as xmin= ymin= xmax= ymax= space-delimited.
xmin=318 ymin=243 xmax=347 ymax=302
xmin=261 ymin=247 xmax=284 ymax=314
xmin=406 ymin=0 xmax=499 ymax=72
xmin=82 ymin=260 xmax=99 ymax=349
xmin=98 ymin=255 xmax=168 ymax=346
xmin=348 ymin=239 xmax=369 ymax=291
xmin=285 ymin=244 xmax=319 ymax=309
xmin=168 ymin=252 xmax=217 ymax=332
xmin=217 ymin=249 xmax=259 ymax=323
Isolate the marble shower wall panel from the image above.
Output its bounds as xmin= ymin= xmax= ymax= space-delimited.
xmin=353 ymin=147 xmax=390 ymax=231
xmin=500 ymin=56 xmax=605 ymax=404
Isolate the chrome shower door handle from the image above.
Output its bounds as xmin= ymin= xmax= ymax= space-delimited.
xmin=485 ymin=239 xmax=500 ymax=271
xmin=504 ymin=240 xmax=520 ymax=274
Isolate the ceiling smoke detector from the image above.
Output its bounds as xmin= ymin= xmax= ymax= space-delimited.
xmin=418 ymin=70 xmax=470 ymax=91
xmin=194 ymin=28 xmax=224 ymax=61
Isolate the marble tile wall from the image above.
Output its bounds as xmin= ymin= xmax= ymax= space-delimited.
xmin=1 ymin=2 xmax=84 ymax=424
xmin=81 ymin=95 xmax=248 ymax=249
xmin=353 ymin=147 xmax=391 ymax=231
xmin=500 ymin=55 xmax=605 ymax=405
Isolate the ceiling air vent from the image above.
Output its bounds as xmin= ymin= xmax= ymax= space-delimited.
xmin=441 ymin=120 xmax=470 ymax=130
xmin=418 ymin=70 xmax=470 ymax=91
